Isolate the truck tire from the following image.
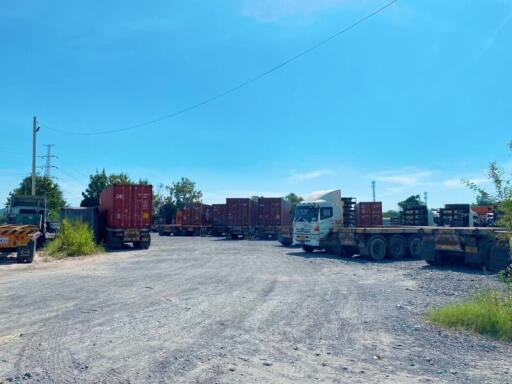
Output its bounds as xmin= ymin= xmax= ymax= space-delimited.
xmin=408 ymin=236 xmax=422 ymax=259
xmin=368 ymin=236 xmax=387 ymax=261
xmin=140 ymin=238 xmax=151 ymax=250
xmin=16 ymin=241 xmax=35 ymax=263
xmin=425 ymin=250 xmax=447 ymax=266
xmin=302 ymin=245 xmax=315 ymax=253
xmin=279 ymin=239 xmax=292 ymax=247
xmin=388 ymin=235 xmax=407 ymax=259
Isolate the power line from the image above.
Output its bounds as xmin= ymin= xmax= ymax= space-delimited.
xmin=41 ymin=0 xmax=399 ymax=136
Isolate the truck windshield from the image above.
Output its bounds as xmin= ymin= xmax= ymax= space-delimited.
xmin=294 ymin=206 xmax=319 ymax=222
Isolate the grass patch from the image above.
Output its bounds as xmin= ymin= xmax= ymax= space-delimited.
xmin=45 ymin=219 xmax=102 ymax=258
xmin=427 ymin=290 xmax=512 ymax=341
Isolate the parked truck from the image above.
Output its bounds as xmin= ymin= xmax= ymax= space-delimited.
xmin=293 ymin=190 xmax=510 ymax=271
xmin=99 ymin=184 xmax=152 ymax=250
xmin=0 ymin=195 xmax=46 ymax=263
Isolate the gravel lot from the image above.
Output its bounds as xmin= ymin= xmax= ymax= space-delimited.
xmin=0 ymin=236 xmax=511 ymax=384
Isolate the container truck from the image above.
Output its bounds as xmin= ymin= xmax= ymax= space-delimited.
xmin=225 ymin=198 xmax=258 ymax=239
xmin=255 ymin=197 xmax=292 ymax=239
xmin=99 ymin=184 xmax=152 ymax=250
xmin=293 ymin=189 xmax=510 ymax=271
xmin=158 ymin=203 xmax=212 ymax=236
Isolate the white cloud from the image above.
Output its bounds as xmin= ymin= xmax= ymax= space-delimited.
xmin=288 ymin=169 xmax=333 ymax=182
xmin=442 ymin=177 xmax=488 ymax=190
xmin=372 ymin=169 xmax=434 ymax=186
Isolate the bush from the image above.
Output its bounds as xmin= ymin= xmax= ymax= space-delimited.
xmin=45 ymin=219 xmax=102 ymax=258
xmin=427 ymin=290 xmax=512 ymax=341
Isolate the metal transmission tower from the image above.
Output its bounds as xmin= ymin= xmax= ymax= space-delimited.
xmin=39 ymin=144 xmax=58 ymax=178
xmin=372 ymin=181 xmax=376 ymax=202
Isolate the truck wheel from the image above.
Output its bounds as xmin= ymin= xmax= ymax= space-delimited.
xmin=388 ymin=235 xmax=406 ymax=259
xmin=425 ymin=250 xmax=447 ymax=266
xmin=16 ymin=242 xmax=35 ymax=263
xmin=368 ymin=236 xmax=387 ymax=261
xmin=140 ymin=238 xmax=151 ymax=249
xmin=302 ymin=245 xmax=315 ymax=253
xmin=280 ymin=239 xmax=292 ymax=247
xmin=408 ymin=236 xmax=422 ymax=259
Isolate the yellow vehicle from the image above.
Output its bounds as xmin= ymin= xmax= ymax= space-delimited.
xmin=1 ymin=195 xmax=46 ymax=263
xmin=0 ymin=225 xmax=39 ymax=263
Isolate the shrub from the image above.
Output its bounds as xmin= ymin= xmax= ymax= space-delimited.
xmin=45 ymin=219 xmax=102 ymax=258
xmin=427 ymin=290 xmax=512 ymax=341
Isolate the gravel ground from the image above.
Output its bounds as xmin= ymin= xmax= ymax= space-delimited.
xmin=0 ymin=236 xmax=511 ymax=384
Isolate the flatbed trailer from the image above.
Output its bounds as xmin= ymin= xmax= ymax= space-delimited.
xmin=158 ymin=224 xmax=210 ymax=237
xmin=316 ymin=226 xmax=510 ymax=271
xmin=0 ymin=225 xmax=40 ymax=263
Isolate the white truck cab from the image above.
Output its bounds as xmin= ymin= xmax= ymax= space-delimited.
xmin=293 ymin=190 xmax=343 ymax=251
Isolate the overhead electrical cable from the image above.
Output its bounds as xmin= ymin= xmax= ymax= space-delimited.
xmin=42 ymin=0 xmax=399 ymax=136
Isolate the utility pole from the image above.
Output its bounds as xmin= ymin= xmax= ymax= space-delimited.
xmin=424 ymin=191 xmax=428 ymax=207
xmin=31 ymin=116 xmax=39 ymax=196
xmin=372 ymin=181 xmax=376 ymax=202
xmin=40 ymin=144 xmax=57 ymax=178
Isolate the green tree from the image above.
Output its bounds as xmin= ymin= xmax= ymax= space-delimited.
xmin=108 ymin=173 xmax=132 ymax=185
xmin=398 ymin=195 xmax=424 ymax=210
xmin=6 ymin=176 xmax=66 ymax=220
xmin=285 ymin=193 xmax=304 ymax=215
xmin=383 ymin=210 xmax=399 ymax=218
xmin=285 ymin=193 xmax=304 ymax=207
xmin=155 ymin=178 xmax=203 ymax=224
xmin=81 ymin=169 xmax=109 ymax=207
xmin=464 ymin=141 xmax=512 ymax=248
xmin=166 ymin=177 xmax=203 ymax=210
xmin=80 ymin=170 xmax=135 ymax=207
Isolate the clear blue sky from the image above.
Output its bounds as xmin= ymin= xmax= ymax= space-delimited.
xmin=1 ymin=0 xmax=511 ymax=210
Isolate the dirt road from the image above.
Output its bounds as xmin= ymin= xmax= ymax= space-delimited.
xmin=0 ymin=237 xmax=510 ymax=383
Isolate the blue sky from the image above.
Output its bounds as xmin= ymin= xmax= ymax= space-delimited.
xmin=1 ymin=0 xmax=511 ymax=210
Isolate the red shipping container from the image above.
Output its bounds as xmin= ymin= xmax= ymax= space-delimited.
xmin=226 ymin=198 xmax=257 ymax=227
xmin=212 ymin=204 xmax=227 ymax=227
xmin=99 ymin=184 xmax=153 ymax=229
xmin=356 ymin=202 xmax=383 ymax=227
xmin=181 ymin=203 xmax=211 ymax=226
xmin=257 ymin=197 xmax=292 ymax=226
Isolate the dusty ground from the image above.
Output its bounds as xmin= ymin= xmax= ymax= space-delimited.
xmin=0 ymin=236 xmax=511 ymax=384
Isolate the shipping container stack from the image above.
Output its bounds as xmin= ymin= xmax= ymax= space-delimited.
xmin=390 ymin=216 xmax=401 ymax=226
xmin=471 ymin=205 xmax=498 ymax=227
xmin=440 ymin=204 xmax=473 ymax=227
xmin=356 ymin=202 xmax=383 ymax=227
xmin=341 ymin=197 xmax=356 ymax=227
xmin=225 ymin=198 xmax=258 ymax=239
xmin=400 ymin=205 xmax=429 ymax=226
xmin=255 ymin=197 xmax=292 ymax=239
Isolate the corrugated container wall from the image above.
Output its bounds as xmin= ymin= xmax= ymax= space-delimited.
xmin=181 ymin=203 xmax=212 ymax=226
xmin=356 ymin=202 xmax=383 ymax=227
xmin=99 ymin=184 xmax=153 ymax=229
xmin=60 ymin=207 xmax=100 ymax=242
xmin=212 ymin=204 xmax=227 ymax=227
xmin=226 ymin=198 xmax=257 ymax=227
xmin=256 ymin=198 xmax=292 ymax=226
